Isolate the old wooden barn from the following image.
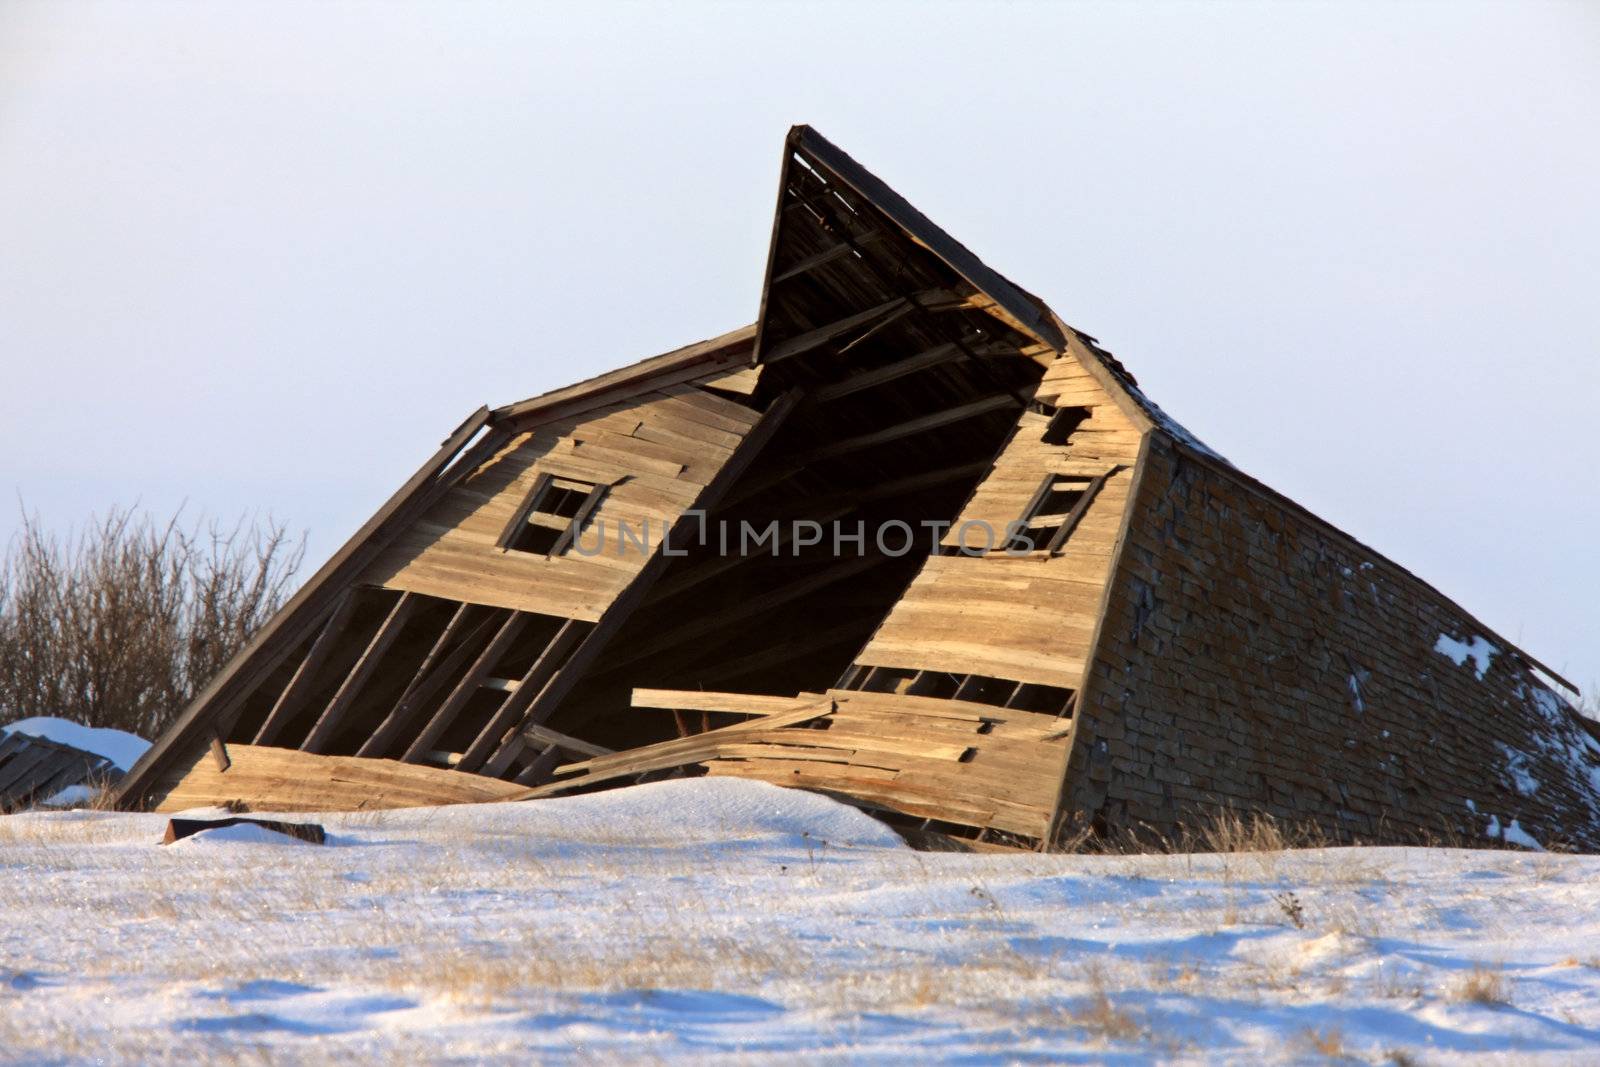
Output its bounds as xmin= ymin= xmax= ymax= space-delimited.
xmin=115 ymin=126 xmax=1600 ymax=851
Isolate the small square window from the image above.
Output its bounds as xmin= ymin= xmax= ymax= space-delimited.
xmin=499 ymin=474 xmax=606 ymax=556
xmin=1007 ymin=473 xmax=1097 ymax=553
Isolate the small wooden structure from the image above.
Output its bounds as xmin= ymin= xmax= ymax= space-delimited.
xmin=0 ymin=731 xmax=115 ymax=811
xmin=115 ymin=126 xmax=1600 ymax=850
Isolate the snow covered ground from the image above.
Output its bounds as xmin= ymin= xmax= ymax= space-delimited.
xmin=2 ymin=778 xmax=1599 ymax=1064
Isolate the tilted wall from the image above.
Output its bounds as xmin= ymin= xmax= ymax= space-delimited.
xmin=1062 ymin=431 xmax=1600 ymax=849
xmin=852 ymin=349 xmax=1144 ymax=691
xmin=359 ymin=380 xmax=763 ymax=622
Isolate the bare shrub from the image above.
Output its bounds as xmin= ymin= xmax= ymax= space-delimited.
xmin=0 ymin=506 xmax=303 ymax=739
xmin=1448 ymin=965 xmax=1510 ymax=1006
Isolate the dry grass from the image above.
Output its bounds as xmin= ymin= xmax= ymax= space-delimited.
xmin=1301 ymin=1025 xmax=1346 ymax=1057
xmin=1448 ymin=965 xmax=1511 ymax=1006
xmin=1063 ymin=963 xmax=1145 ymax=1043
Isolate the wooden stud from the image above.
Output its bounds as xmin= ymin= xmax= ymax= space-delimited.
xmin=302 ymin=593 xmax=418 ymax=754
xmin=455 ymin=619 xmax=587 ymax=774
xmin=252 ymin=591 xmax=361 ymax=747
xmin=356 ymin=608 xmax=497 ymax=760
xmin=401 ymin=611 xmax=531 ymax=764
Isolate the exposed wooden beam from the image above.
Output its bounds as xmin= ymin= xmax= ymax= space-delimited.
xmin=761 ymin=295 xmax=922 ymax=365
xmin=252 ymin=592 xmax=361 ymax=747
xmin=496 ymin=325 xmax=756 ymax=425
xmin=803 ymin=394 xmax=1019 ymax=463
xmin=521 ymin=722 xmax=612 ymax=759
xmin=302 ymin=593 xmax=418 ymax=754
xmin=813 ymin=341 xmax=963 ymax=402
xmin=456 ymin=619 xmax=587 ymax=774
xmin=789 ymin=126 xmax=1067 ymax=352
xmin=1044 ymin=470 xmax=1115 ymax=556
xmin=507 ymin=698 xmax=835 ymax=800
xmin=770 ymin=230 xmax=883 ymax=283
xmin=401 ymin=611 xmax=531 ymax=764
xmin=356 ymin=608 xmax=496 ymax=759
xmin=631 ymin=689 xmax=824 ymax=715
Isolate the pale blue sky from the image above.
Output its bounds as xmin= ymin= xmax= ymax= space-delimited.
xmin=2 ymin=1 xmax=1595 ymax=690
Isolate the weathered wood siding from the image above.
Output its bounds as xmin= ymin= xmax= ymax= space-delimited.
xmin=360 ymin=381 xmax=761 ymax=622
xmin=1064 ymin=432 xmax=1600 ymax=848
xmin=852 ymin=351 xmax=1144 ymax=690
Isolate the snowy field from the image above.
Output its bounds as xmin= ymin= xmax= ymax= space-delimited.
xmin=2 ymin=779 xmax=1599 ymax=1065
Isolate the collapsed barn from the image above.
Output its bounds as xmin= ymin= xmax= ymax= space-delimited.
xmin=114 ymin=126 xmax=1600 ymax=851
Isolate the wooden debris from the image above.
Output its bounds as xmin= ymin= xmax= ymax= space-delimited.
xmin=162 ymin=816 xmax=327 ymax=846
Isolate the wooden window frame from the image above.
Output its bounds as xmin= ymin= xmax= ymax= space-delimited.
xmin=497 ymin=473 xmax=608 ymax=557
xmin=1004 ymin=470 xmax=1110 ymax=556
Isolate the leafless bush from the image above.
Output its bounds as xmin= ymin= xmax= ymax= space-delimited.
xmin=1447 ymin=965 xmax=1510 ymax=1006
xmin=0 ymin=506 xmax=303 ymax=739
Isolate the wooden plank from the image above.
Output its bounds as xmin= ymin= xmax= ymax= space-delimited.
xmin=569 ymin=439 xmax=687 ymax=478
xmin=521 ymin=723 xmax=612 ymax=758
xmin=252 ymin=591 xmax=362 ymax=747
xmin=494 ymin=324 xmax=756 ymax=425
xmin=662 ymin=383 xmax=763 ymax=423
xmin=302 ymin=593 xmax=419 ymax=754
xmin=508 ymin=698 xmax=835 ymax=797
xmin=630 ymin=689 xmax=821 ymax=715
xmin=695 ymin=364 xmax=763 ymax=396
xmin=150 ymin=744 xmax=526 ymax=813
xmin=554 ymin=699 xmax=833 ymax=777
xmin=644 ymin=391 xmax=759 ymax=435
xmin=401 ymin=611 xmax=531 ymax=763
xmin=1045 ymin=470 xmax=1114 ymax=555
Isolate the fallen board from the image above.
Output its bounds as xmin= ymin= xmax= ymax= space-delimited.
xmin=149 ymin=742 xmax=526 ymax=813
xmin=162 ymin=816 xmax=327 ymax=845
